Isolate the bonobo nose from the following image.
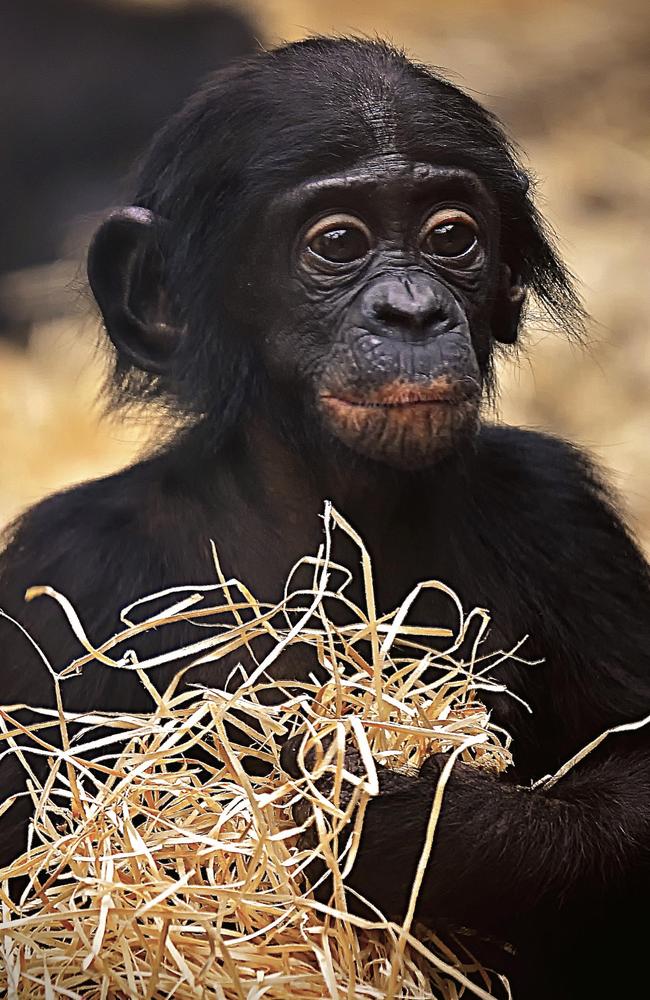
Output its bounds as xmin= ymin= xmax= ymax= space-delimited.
xmin=368 ymin=274 xmax=448 ymax=338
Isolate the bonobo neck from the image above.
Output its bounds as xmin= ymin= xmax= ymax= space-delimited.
xmin=155 ymin=415 xmax=474 ymax=606
xmin=168 ymin=412 xmax=471 ymax=516
xmin=234 ymin=413 xmax=470 ymax=542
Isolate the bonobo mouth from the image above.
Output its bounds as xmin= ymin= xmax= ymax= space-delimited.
xmin=319 ymin=376 xmax=481 ymax=469
xmin=321 ymin=378 xmax=477 ymax=409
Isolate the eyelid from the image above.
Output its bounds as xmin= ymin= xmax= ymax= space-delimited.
xmin=418 ymin=208 xmax=478 ymax=240
xmin=302 ymin=213 xmax=373 ymax=248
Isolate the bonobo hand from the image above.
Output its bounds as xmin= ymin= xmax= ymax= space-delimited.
xmin=280 ymin=733 xmax=423 ymax=823
xmin=280 ymin=732 xmax=432 ymax=908
xmin=280 ymin=732 xmax=424 ymax=795
xmin=280 ymin=733 xmax=500 ymax=923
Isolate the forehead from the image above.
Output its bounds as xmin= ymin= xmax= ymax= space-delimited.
xmin=270 ymin=157 xmax=497 ymax=219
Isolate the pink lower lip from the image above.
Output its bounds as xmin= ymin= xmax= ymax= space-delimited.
xmin=320 ymin=376 xmax=480 ymax=411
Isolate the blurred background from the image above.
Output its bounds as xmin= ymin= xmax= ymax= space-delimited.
xmin=0 ymin=0 xmax=648 ymax=547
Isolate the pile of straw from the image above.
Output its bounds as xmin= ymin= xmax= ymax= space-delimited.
xmin=0 ymin=505 xmax=519 ymax=999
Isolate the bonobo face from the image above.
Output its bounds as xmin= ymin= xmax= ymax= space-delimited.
xmin=259 ymin=156 xmax=501 ymax=469
xmin=88 ymin=39 xmax=578 ymax=466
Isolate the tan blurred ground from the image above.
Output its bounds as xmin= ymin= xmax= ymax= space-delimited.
xmin=1 ymin=0 xmax=648 ymax=546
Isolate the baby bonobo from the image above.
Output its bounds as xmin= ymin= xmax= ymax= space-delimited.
xmin=0 ymin=38 xmax=648 ymax=1000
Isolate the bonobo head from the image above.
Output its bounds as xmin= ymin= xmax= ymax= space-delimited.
xmin=88 ymin=38 xmax=583 ymax=471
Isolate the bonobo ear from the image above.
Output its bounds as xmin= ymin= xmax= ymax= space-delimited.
xmin=87 ymin=207 xmax=181 ymax=374
xmin=491 ymin=264 xmax=527 ymax=345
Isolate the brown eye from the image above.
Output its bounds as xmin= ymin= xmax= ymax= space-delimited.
xmin=420 ymin=210 xmax=478 ymax=259
xmin=304 ymin=214 xmax=372 ymax=265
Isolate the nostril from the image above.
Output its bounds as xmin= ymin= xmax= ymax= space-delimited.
xmin=373 ymin=298 xmax=444 ymax=331
xmin=373 ymin=300 xmax=408 ymax=325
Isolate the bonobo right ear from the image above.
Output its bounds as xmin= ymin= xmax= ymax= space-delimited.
xmin=491 ymin=264 xmax=527 ymax=345
xmin=87 ymin=208 xmax=181 ymax=374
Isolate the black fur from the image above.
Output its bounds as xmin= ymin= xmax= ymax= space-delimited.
xmin=0 ymin=39 xmax=648 ymax=1000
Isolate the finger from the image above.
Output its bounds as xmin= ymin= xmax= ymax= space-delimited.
xmin=280 ymin=733 xmax=307 ymax=779
xmin=291 ymin=796 xmax=313 ymax=828
xmin=281 ymin=731 xmax=338 ymax=779
xmin=418 ymin=753 xmax=444 ymax=784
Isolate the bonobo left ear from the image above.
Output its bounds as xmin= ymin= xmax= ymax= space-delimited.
xmin=87 ymin=207 xmax=181 ymax=375
xmin=491 ymin=264 xmax=527 ymax=345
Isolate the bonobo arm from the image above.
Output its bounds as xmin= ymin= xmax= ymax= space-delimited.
xmin=335 ymin=748 xmax=650 ymax=933
xmin=280 ymin=736 xmax=650 ymax=933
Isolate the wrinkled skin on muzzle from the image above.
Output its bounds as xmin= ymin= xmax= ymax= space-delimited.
xmin=317 ymin=271 xmax=482 ymax=468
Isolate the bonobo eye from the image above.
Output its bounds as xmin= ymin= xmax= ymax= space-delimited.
xmin=303 ymin=214 xmax=373 ymax=266
xmin=420 ymin=209 xmax=479 ymax=260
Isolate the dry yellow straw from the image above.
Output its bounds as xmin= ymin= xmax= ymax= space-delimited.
xmin=0 ymin=503 xmax=519 ymax=999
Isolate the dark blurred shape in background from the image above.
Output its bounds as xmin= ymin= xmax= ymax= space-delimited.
xmin=0 ymin=0 xmax=258 ymax=335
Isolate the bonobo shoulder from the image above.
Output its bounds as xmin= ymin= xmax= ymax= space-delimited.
xmin=1 ymin=459 xmax=206 ymax=621
xmin=0 ymin=458 xmax=218 ymax=703
xmin=3 ymin=438 xmax=222 ymax=544
xmin=2 ymin=462 xmax=154 ymax=566
xmin=477 ymin=422 xmax=592 ymax=474
xmin=474 ymin=423 xmax=650 ymax=605
xmin=475 ymin=423 xmax=623 ymax=519
xmin=0 ymin=466 xmax=149 ymax=620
